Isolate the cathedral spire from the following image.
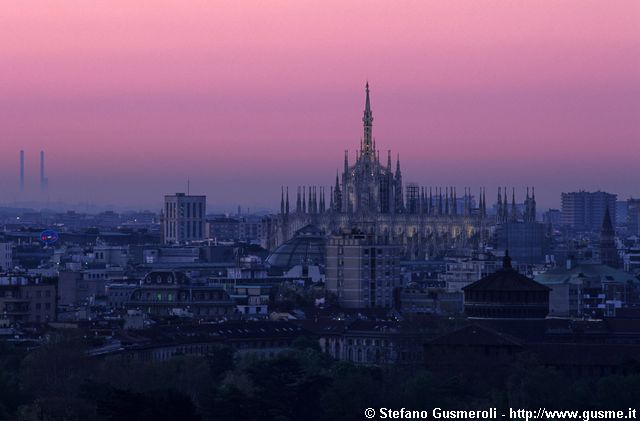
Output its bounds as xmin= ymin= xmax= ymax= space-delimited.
xmin=429 ymin=187 xmax=433 ymax=215
xmin=302 ymin=187 xmax=306 ymax=214
xmin=530 ymin=187 xmax=536 ymax=222
xmin=497 ymin=187 xmax=503 ymax=222
xmin=329 ymin=185 xmax=334 ymax=211
xmin=394 ymin=153 xmax=404 ymax=213
xmin=344 ymin=150 xmax=349 ymax=175
xmin=503 ymin=186 xmax=509 ymax=221
xmin=511 ymin=188 xmax=517 ymax=221
xmin=334 ymin=170 xmax=342 ymax=212
xmin=280 ymin=186 xmax=285 ymax=215
xmin=452 ymin=187 xmax=457 ymax=216
xmin=286 ymin=187 xmax=289 ymax=215
xmin=464 ymin=187 xmax=469 ymax=216
xmin=445 ymin=187 xmax=449 ymax=215
xmin=482 ymin=187 xmax=487 ymax=217
xmin=525 ymin=187 xmax=530 ymax=221
xmin=362 ymin=82 xmax=374 ymax=155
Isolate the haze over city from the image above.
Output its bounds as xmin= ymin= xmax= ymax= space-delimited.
xmin=1 ymin=1 xmax=639 ymax=211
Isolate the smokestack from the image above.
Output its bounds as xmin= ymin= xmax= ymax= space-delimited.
xmin=19 ymin=150 xmax=24 ymax=193
xmin=40 ymin=150 xmax=48 ymax=194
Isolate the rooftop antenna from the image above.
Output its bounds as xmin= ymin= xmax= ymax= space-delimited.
xmin=187 ymin=178 xmax=190 ymax=195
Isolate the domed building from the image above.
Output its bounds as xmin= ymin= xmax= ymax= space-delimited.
xmin=462 ymin=252 xmax=550 ymax=319
xmin=265 ymin=225 xmax=326 ymax=274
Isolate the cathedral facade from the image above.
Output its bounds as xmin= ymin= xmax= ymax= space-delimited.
xmin=265 ymin=84 xmax=533 ymax=258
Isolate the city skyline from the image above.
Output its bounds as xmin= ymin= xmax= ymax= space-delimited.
xmin=1 ymin=1 xmax=639 ymax=211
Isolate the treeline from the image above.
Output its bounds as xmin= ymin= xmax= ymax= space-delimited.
xmin=0 ymin=336 xmax=639 ymax=420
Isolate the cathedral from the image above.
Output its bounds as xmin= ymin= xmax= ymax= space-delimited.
xmin=265 ymin=84 xmax=535 ymax=258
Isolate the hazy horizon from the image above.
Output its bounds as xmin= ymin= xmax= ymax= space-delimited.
xmin=1 ymin=1 xmax=639 ymax=212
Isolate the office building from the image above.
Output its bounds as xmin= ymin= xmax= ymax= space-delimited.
xmin=325 ymin=230 xmax=402 ymax=309
xmin=561 ymin=191 xmax=617 ymax=231
xmin=628 ymin=198 xmax=640 ymax=236
xmin=163 ymin=193 xmax=206 ymax=244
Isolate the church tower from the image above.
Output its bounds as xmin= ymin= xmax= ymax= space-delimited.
xmin=600 ymin=206 xmax=618 ymax=268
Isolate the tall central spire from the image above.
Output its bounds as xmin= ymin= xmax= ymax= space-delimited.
xmin=362 ymin=82 xmax=374 ymax=155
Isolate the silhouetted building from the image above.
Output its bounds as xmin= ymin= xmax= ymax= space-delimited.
xmin=600 ymin=207 xmax=619 ymax=268
xmin=462 ymin=252 xmax=550 ymax=319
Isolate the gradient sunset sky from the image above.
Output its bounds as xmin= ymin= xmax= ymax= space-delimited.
xmin=1 ymin=1 xmax=639 ymax=212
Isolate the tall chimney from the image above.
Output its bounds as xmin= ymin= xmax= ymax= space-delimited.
xmin=40 ymin=150 xmax=48 ymax=194
xmin=19 ymin=150 xmax=25 ymax=193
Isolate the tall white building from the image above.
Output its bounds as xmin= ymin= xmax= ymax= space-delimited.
xmin=163 ymin=193 xmax=206 ymax=244
xmin=325 ymin=231 xmax=402 ymax=309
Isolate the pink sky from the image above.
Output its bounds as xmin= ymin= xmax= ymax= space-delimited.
xmin=1 ymin=1 xmax=639 ymax=212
